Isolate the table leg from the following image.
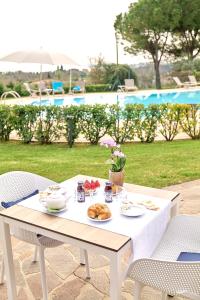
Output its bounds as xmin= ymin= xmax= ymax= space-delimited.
xmin=110 ymin=253 xmax=122 ymax=300
xmin=171 ymin=195 xmax=180 ymax=217
xmin=0 ymin=220 xmax=17 ymax=300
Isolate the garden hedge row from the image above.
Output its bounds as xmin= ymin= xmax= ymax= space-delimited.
xmin=0 ymin=103 xmax=199 ymax=146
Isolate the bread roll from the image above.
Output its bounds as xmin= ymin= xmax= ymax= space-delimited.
xmin=87 ymin=203 xmax=111 ymax=220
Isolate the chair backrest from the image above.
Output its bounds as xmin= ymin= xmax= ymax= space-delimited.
xmin=0 ymin=171 xmax=55 ymax=205
xmin=52 ymin=81 xmax=64 ymax=91
xmin=73 ymin=80 xmax=85 ymax=92
xmin=129 ymin=215 xmax=200 ymax=299
xmin=125 ymin=79 xmax=135 ymax=87
xmin=38 ymin=81 xmax=47 ymax=91
xmin=0 ymin=171 xmax=56 ymax=244
xmin=173 ymin=77 xmax=182 ymax=86
xmin=24 ymin=82 xmax=32 ymax=94
xmin=188 ymin=75 xmax=197 ymax=84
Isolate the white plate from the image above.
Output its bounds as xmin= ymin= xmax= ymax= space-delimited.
xmin=46 ymin=207 xmax=67 ymax=213
xmin=87 ymin=216 xmax=112 ymax=222
xmin=120 ymin=205 xmax=146 ymax=217
xmin=84 ymin=189 xmax=98 ymax=196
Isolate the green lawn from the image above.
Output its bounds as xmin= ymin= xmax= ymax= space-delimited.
xmin=0 ymin=140 xmax=200 ymax=188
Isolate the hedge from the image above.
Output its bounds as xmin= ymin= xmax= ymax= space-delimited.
xmin=0 ymin=103 xmax=199 ymax=146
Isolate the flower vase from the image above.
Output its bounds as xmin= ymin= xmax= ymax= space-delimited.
xmin=109 ymin=170 xmax=125 ymax=186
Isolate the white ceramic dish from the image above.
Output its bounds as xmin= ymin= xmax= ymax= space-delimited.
xmin=84 ymin=189 xmax=98 ymax=196
xmin=87 ymin=216 xmax=112 ymax=222
xmin=46 ymin=206 xmax=67 ymax=213
xmin=120 ymin=205 xmax=146 ymax=217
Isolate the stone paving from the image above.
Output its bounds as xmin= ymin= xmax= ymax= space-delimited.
xmin=0 ymin=179 xmax=199 ymax=300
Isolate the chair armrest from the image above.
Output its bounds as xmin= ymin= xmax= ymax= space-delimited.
xmin=128 ymin=258 xmax=200 ymax=298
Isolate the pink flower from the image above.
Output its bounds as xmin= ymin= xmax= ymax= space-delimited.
xmin=99 ymin=137 xmax=126 ymax=172
xmin=113 ymin=150 xmax=125 ymax=158
xmin=100 ymin=138 xmax=117 ymax=148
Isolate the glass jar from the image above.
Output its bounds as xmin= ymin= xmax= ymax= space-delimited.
xmin=104 ymin=181 xmax=112 ymax=203
xmin=77 ymin=181 xmax=85 ymax=202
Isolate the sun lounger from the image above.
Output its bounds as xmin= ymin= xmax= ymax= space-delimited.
xmin=72 ymin=80 xmax=85 ymax=93
xmin=24 ymin=82 xmax=40 ymax=97
xmin=118 ymin=79 xmax=138 ymax=92
xmin=52 ymin=81 xmax=64 ymax=95
xmin=173 ymin=77 xmax=195 ymax=88
xmin=38 ymin=81 xmax=52 ymax=96
xmin=188 ymin=75 xmax=200 ymax=86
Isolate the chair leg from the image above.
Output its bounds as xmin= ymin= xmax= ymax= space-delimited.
xmin=162 ymin=292 xmax=168 ymax=300
xmin=32 ymin=246 xmax=38 ymax=262
xmin=0 ymin=258 xmax=4 ymax=284
xmin=38 ymin=246 xmax=48 ymax=300
xmin=80 ymin=249 xmax=90 ymax=279
xmin=134 ymin=281 xmax=143 ymax=300
xmin=83 ymin=249 xmax=90 ymax=279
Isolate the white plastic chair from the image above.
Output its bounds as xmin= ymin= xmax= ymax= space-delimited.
xmin=0 ymin=171 xmax=90 ymax=300
xmin=118 ymin=79 xmax=138 ymax=92
xmin=38 ymin=81 xmax=53 ymax=96
xmin=188 ymin=75 xmax=200 ymax=86
xmin=128 ymin=215 xmax=200 ymax=300
xmin=23 ymin=82 xmax=40 ymax=97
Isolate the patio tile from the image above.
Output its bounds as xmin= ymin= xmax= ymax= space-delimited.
xmin=22 ymin=258 xmax=40 ymax=275
xmin=75 ymin=284 xmax=104 ymax=300
xmin=122 ymin=279 xmax=135 ymax=296
xmin=15 ymin=260 xmax=26 ymax=287
xmin=75 ymin=267 xmax=110 ymax=295
xmin=17 ymin=287 xmax=34 ymax=300
xmin=45 ymin=246 xmax=79 ymax=280
xmin=0 ymin=283 xmax=7 ymax=300
xmin=51 ymin=277 xmax=85 ymax=300
xmin=26 ymin=268 xmax=62 ymax=299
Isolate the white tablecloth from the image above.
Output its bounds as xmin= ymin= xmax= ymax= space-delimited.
xmin=19 ymin=181 xmax=171 ymax=260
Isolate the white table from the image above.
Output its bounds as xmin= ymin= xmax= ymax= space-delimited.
xmin=0 ymin=175 xmax=180 ymax=300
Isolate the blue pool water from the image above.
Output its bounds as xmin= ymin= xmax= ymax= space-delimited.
xmin=31 ymin=89 xmax=200 ymax=106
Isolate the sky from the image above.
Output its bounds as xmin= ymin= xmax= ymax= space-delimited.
xmin=0 ymin=0 xmax=142 ymax=72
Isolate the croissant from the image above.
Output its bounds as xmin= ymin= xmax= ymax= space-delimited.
xmin=87 ymin=203 xmax=111 ymax=220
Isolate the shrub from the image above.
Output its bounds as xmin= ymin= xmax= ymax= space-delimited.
xmin=85 ymin=84 xmax=110 ymax=93
xmin=158 ymin=104 xmax=182 ymax=141
xmin=79 ymin=104 xmax=113 ymax=144
xmin=0 ymin=82 xmax=4 ymax=96
xmin=13 ymin=105 xmax=40 ymax=143
xmin=180 ymin=104 xmax=200 ymax=139
xmin=0 ymin=105 xmax=14 ymax=141
xmin=134 ymin=104 xmax=160 ymax=143
xmin=14 ymin=83 xmax=29 ymax=97
xmin=62 ymin=105 xmax=82 ymax=147
xmin=7 ymin=81 xmax=15 ymax=90
xmin=35 ymin=106 xmax=63 ymax=144
xmin=108 ymin=104 xmax=137 ymax=143
xmin=63 ymin=86 xmax=70 ymax=94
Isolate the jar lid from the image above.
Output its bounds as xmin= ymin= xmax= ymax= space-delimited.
xmin=78 ymin=181 xmax=84 ymax=185
xmin=105 ymin=181 xmax=112 ymax=186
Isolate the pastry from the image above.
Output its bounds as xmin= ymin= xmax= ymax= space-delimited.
xmin=87 ymin=203 xmax=111 ymax=220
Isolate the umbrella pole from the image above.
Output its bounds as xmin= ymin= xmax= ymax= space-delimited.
xmin=69 ymin=69 xmax=72 ymax=94
xmin=39 ymin=64 xmax=42 ymax=103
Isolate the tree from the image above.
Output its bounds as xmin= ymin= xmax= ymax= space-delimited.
xmin=104 ymin=64 xmax=137 ymax=90
xmin=114 ymin=0 xmax=180 ymax=89
xmin=88 ymin=55 xmax=106 ymax=84
xmin=170 ymin=0 xmax=200 ymax=60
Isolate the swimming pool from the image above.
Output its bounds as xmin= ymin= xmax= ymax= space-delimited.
xmin=31 ymin=89 xmax=200 ymax=106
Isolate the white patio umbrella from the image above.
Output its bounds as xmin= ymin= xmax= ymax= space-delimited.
xmin=0 ymin=49 xmax=79 ymax=94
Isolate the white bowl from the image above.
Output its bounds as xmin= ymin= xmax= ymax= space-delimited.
xmin=45 ymin=194 xmax=67 ymax=210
